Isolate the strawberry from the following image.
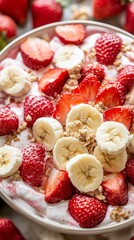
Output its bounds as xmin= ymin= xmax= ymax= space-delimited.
xmin=44 ymin=168 xmax=75 ymax=203
xmin=93 ymin=0 xmax=127 ymax=20
xmin=126 ymin=156 xmax=134 ymax=185
xmin=102 ymin=173 xmax=128 ymax=206
xmin=20 ymin=143 xmax=46 ymax=187
xmin=55 ymin=24 xmax=86 ymax=45
xmin=0 ymin=218 xmax=25 ymax=240
xmin=125 ymin=2 xmax=134 ymax=34
xmin=39 ymin=68 xmax=68 ymax=97
xmin=20 ymin=38 xmax=54 ymax=70
xmin=53 ymin=93 xmax=87 ymax=125
xmin=31 ymin=0 xmax=63 ymax=29
xmin=95 ymin=83 xmax=124 ymax=108
xmin=117 ymin=65 xmax=134 ymax=93
xmin=24 ymin=95 xmax=53 ymax=127
xmin=95 ymin=33 xmax=122 ymax=65
xmin=103 ymin=106 xmax=133 ymax=130
xmin=0 ymin=0 xmax=28 ymax=25
xmin=130 ymin=237 xmax=134 ymax=240
xmin=73 ymin=74 xmax=101 ymax=102
xmin=68 ymin=194 xmax=107 ymax=228
xmin=81 ymin=62 xmax=105 ymax=82
xmin=0 ymin=106 xmax=19 ymax=136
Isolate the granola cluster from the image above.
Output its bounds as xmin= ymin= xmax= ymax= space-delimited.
xmin=110 ymin=206 xmax=130 ymax=222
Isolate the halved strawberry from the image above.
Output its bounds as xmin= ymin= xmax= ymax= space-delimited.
xmin=53 ymin=93 xmax=87 ymax=125
xmin=44 ymin=168 xmax=75 ymax=203
xmin=95 ymin=83 xmax=124 ymax=108
xmin=38 ymin=68 xmax=68 ymax=97
xmin=73 ymin=74 xmax=101 ymax=102
xmin=55 ymin=24 xmax=86 ymax=45
xmin=117 ymin=65 xmax=134 ymax=93
xmin=102 ymin=172 xmax=128 ymax=206
xmin=20 ymin=37 xmax=54 ymax=70
xmin=103 ymin=106 xmax=133 ymax=130
xmin=81 ymin=62 xmax=105 ymax=82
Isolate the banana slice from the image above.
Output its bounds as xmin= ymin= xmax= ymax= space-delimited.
xmin=66 ymin=103 xmax=103 ymax=134
xmin=94 ymin=146 xmax=127 ymax=173
xmin=66 ymin=153 xmax=103 ymax=192
xmin=33 ymin=117 xmax=63 ymax=151
xmin=128 ymin=134 xmax=134 ymax=154
xmin=53 ymin=44 xmax=84 ymax=70
xmin=53 ymin=137 xmax=88 ymax=170
xmin=96 ymin=121 xmax=131 ymax=155
xmin=0 ymin=145 xmax=22 ymax=177
xmin=0 ymin=66 xmax=31 ymax=97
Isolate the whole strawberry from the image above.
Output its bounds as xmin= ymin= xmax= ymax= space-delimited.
xmin=24 ymin=95 xmax=53 ymax=127
xmin=20 ymin=143 xmax=46 ymax=187
xmin=0 ymin=106 xmax=19 ymax=136
xmin=31 ymin=0 xmax=63 ymax=28
xmin=81 ymin=62 xmax=105 ymax=82
xmin=0 ymin=218 xmax=25 ymax=240
xmin=0 ymin=0 xmax=28 ymax=25
xmin=125 ymin=2 xmax=134 ymax=34
xmin=126 ymin=156 xmax=134 ymax=185
xmin=68 ymin=194 xmax=107 ymax=228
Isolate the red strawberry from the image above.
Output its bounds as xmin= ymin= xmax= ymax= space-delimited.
xmin=93 ymin=0 xmax=127 ymax=20
xmin=125 ymin=2 xmax=134 ymax=34
xmin=103 ymin=106 xmax=133 ymax=130
xmin=20 ymin=38 xmax=54 ymax=70
xmin=0 ymin=218 xmax=25 ymax=240
xmin=95 ymin=83 xmax=123 ymax=108
xmin=95 ymin=33 xmax=122 ymax=65
xmin=81 ymin=62 xmax=105 ymax=82
xmin=0 ymin=106 xmax=19 ymax=136
xmin=55 ymin=24 xmax=86 ymax=45
xmin=102 ymin=173 xmax=128 ymax=206
xmin=24 ymin=95 xmax=53 ymax=127
xmin=31 ymin=0 xmax=63 ymax=29
xmin=0 ymin=15 xmax=17 ymax=39
xmin=73 ymin=74 xmax=101 ymax=102
xmin=39 ymin=68 xmax=68 ymax=97
xmin=44 ymin=168 xmax=75 ymax=203
xmin=117 ymin=65 xmax=134 ymax=93
xmin=0 ymin=0 xmax=28 ymax=25
xmin=126 ymin=156 xmax=134 ymax=185
xmin=68 ymin=194 xmax=107 ymax=228
xmin=130 ymin=237 xmax=134 ymax=240
xmin=20 ymin=143 xmax=46 ymax=187
xmin=53 ymin=93 xmax=87 ymax=125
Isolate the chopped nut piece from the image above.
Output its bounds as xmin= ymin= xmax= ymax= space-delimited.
xmin=110 ymin=206 xmax=130 ymax=222
xmin=63 ymin=65 xmax=81 ymax=92
xmin=17 ymin=121 xmax=27 ymax=134
xmin=13 ymin=170 xmax=21 ymax=181
xmin=95 ymin=102 xmax=107 ymax=113
xmin=87 ymin=185 xmax=106 ymax=202
xmin=26 ymin=115 xmax=32 ymax=122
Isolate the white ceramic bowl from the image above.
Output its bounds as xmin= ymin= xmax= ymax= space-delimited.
xmin=0 ymin=20 xmax=134 ymax=235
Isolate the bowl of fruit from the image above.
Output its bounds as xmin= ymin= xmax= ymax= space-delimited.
xmin=0 ymin=20 xmax=134 ymax=235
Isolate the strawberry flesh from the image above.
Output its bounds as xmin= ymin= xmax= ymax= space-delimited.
xmin=44 ymin=168 xmax=75 ymax=203
xmin=53 ymin=93 xmax=87 ymax=125
xmin=68 ymin=194 xmax=107 ymax=228
xmin=103 ymin=106 xmax=133 ymax=130
xmin=39 ymin=68 xmax=68 ymax=97
xmin=102 ymin=173 xmax=128 ymax=206
xmin=55 ymin=24 xmax=86 ymax=45
xmin=81 ymin=62 xmax=105 ymax=82
xmin=117 ymin=65 xmax=134 ymax=93
xmin=126 ymin=156 xmax=134 ymax=185
xmin=20 ymin=38 xmax=54 ymax=70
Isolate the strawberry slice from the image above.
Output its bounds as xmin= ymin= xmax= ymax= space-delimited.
xmin=102 ymin=172 xmax=128 ymax=206
xmin=53 ymin=93 xmax=87 ymax=125
xmin=73 ymin=74 xmax=101 ymax=102
xmin=81 ymin=62 xmax=105 ymax=82
xmin=55 ymin=24 xmax=86 ymax=45
xmin=103 ymin=106 xmax=133 ymax=130
xmin=117 ymin=65 xmax=134 ymax=93
xmin=38 ymin=68 xmax=68 ymax=97
xmin=44 ymin=168 xmax=75 ymax=203
xmin=20 ymin=37 xmax=54 ymax=70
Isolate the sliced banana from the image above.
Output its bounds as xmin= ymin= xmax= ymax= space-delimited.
xmin=128 ymin=134 xmax=134 ymax=154
xmin=0 ymin=145 xmax=22 ymax=177
xmin=33 ymin=117 xmax=63 ymax=151
xmin=66 ymin=153 xmax=103 ymax=192
xmin=93 ymin=146 xmax=127 ymax=173
xmin=53 ymin=44 xmax=84 ymax=70
xmin=53 ymin=137 xmax=88 ymax=170
xmin=96 ymin=121 xmax=131 ymax=155
xmin=66 ymin=103 xmax=103 ymax=134
xmin=0 ymin=66 xmax=31 ymax=97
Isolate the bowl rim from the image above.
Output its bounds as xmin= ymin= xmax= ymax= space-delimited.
xmin=0 ymin=20 xmax=134 ymax=235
